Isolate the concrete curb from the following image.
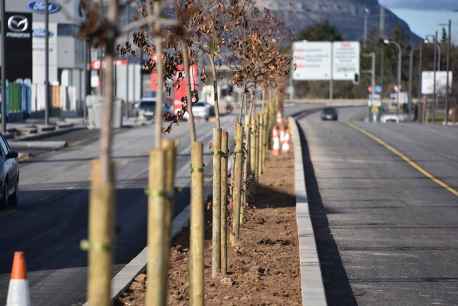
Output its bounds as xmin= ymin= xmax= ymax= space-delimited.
xmin=14 ymin=126 xmax=84 ymax=141
xmin=289 ymin=117 xmax=328 ymax=306
xmin=10 ymin=140 xmax=68 ymax=150
xmin=82 ymin=206 xmax=191 ymax=306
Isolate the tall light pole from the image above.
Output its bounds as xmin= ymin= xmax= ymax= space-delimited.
xmin=1 ymin=0 xmax=6 ymax=133
xmin=363 ymin=8 xmax=370 ymax=49
xmin=384 ymin=39 xmax=402 ymax=117
xmin=425 ymin=34 xmax=441 ymax=122
xmin=44 ymin=0 xmax=50 ymax=126
xmin=439 ymin=20 xmax=452 ymax=125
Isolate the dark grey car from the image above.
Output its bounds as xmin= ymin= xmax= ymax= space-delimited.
xmin=320 ymin=107 xmax=338 ymax=121
xmin=0 ymin=135 xmax=19 ymax=207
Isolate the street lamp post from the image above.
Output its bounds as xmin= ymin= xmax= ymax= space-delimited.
xmin=0 ymin=0 xmax=6 ymax=133
xmin=363 ymin=8 xmax=370 ymax=49
xmin=384 ymin=39 xmax=402 ymax=117
xmin=45 ymin=0 xmax=50 ymax=126
xmin=425 ymin=33 xmax=442 ymax=123
xmin=439 ymin=20 xmax=452 ymax=125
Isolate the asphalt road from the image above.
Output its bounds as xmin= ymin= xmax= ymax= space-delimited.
xmin=0 ymin=115 xmax=235 ymax=306
xmin=298 ymin=107 xmax=458 ymax=306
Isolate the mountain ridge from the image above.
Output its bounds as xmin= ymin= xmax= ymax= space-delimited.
xmin=254 ymin=0 xmax=420 ymax=43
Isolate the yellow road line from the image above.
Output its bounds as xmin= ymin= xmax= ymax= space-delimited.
xmin=346 ymin=122 xmax=458 ymax=197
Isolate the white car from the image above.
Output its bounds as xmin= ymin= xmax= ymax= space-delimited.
xmin=188 ymin=102 xmax=212 ymax=121
xmin=380 ymin=113 xmax=409 ymax=123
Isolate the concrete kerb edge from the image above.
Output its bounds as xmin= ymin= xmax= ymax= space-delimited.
xmin=289 ymin=117 xmax=328 ymax=306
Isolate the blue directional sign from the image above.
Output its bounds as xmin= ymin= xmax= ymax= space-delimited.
xmin=27 ymin=0 xmax=62 ymax=14
xmin=33 ymin=28 xmax=53 ymax=38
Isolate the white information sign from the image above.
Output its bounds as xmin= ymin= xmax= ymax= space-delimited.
xmin=332 ymin=41 xmax=360 ymax=80
xmin=421 ymin=71 xmax=453 ymax=96
xmin=292 ymin=41 xmax=331 ymax=81
xmin=292 ymin=41 xmax=360 ymax=81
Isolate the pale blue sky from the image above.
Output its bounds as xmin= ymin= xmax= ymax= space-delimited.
xmin=379 ymin=0 xmax=458 ymax=43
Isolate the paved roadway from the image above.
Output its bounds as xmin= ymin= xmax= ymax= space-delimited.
xmin=298 ymin=107 xmax=458 ymax=306
xmin=0 ymin=115 xmax=236 ymax=306
xmin=0 ymin=102 xmax=315 ymax=306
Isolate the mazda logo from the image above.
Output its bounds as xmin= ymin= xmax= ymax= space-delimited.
xmin=8 ymin=15 xmax=29 ymax=33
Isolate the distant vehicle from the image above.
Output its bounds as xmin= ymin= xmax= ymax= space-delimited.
xmin=192 ymin=102 xmax=212 ymax=121
xmin=380 ymin=113 xmax=409 ymax=123
xmin=137 ymin=97 xmax=156 ymax=121
xmin=0 ymin=135 xmax=19 ymax=208
xmin=320 ymin=107 xmax=338 ymax=121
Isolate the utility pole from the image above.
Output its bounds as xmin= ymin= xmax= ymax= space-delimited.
xmin=379 ymin=6 xmax=385 ymax=95
xmin=408 ymin=47 xmax=414 ymax=114
xmin=1 ymin=0 xmax=7 ymax=133
xmin=445 ymin=20 xmax=451 ymax=125
xmin=432 ymin=31 xmax=438 ymax=122
xmin=364 ymin=52 xmax=376 ymax=122
xmin=363 ymin=9 xmax=368 ymax=49
xmin=44 ymin=0 xmax=50 ymax=126
xmin=329 ymin=42 xmax=334 ymax=101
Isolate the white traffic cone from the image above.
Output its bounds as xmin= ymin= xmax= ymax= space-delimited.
xmin=271 ymin=126 xmax=280 ymax=156
xmin=6 ymin=252 xmax=31 ymax=306
xmin=280 ymin=127 xmax=290 ymax=154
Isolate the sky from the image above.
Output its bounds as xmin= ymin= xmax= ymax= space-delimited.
xmin=379 ymin=0 xmax=458 ymax=43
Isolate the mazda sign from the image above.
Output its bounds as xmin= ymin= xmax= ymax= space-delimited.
xmin=8 ymin=15 xmax=29 ymax=33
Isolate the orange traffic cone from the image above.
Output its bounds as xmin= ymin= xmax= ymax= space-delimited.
xmin=271 ymin=126 xmax=280 ymax=156
xmin=6 ymin=252 xmax=31 ymax=306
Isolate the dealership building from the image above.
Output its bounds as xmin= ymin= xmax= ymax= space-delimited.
xmin=1 ymin=0 xmax=142 ymax=116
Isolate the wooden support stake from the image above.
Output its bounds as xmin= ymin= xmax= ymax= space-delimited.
xmin=190 ymin=142 xmax=204 ymax=306
xmin=161 ymin=139 xmax=176 ymax=295
xmin=250 ymin=116 xmax=256 ymax=178
xmin=220 ymin=130 xmax=229 ymax=275
xmin=232 ymin=123 xmax=243 ymax=241
xmin=146 ymin=149 xmax=167 ymax=306
xmin=257 ymin=114 xmax=263 ymax=177
xmin=87 ymin=160 xmax=115 ymax=306
xmin=212 ymin=128 xmax=222 ymax=278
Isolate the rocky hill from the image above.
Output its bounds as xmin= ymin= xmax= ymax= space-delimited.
xmin=254 ymin=0 xmax=420 ymax=43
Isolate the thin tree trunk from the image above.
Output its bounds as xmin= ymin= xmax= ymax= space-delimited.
xmin=182 ymin=42 xmax=197 ymax=142
xmin=208 ymin=54 xmax=221 ymax=129
xmin=153 ymin=0 xmax=163 ymax=148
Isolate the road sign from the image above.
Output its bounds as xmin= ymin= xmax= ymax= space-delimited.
xmin=421 ymin=71 xmax=453 ymax=96
xmin=332 ymin=41 xmax=360 ymax=80
xmin=292 ymin=41 xmax=360 ymax=81
xmin=292 ymin=41 xmax=331 ymax=80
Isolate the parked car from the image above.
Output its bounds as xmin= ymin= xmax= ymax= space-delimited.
xmin=320 ymin=107 xmax=338 ymax=121
xmin=137 ymin=98 xmax=156 ymax=121
xmin=0 ymin=134 xmax=19 ymax=208
xmin=182 ymin=102 xmax=211 ymax=121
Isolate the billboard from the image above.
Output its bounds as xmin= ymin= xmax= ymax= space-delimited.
xmin=421 ymin=71 xmax=453 ymax=96
xmin=292 ymin=41 xmax=331 ymax=81
xmin=292 ymin=41 xmax=360 ymax=81
xmin=4 ymin=12 xmax=33 ymax=82
xmin=332 ymin=41 xmax=360 ymax=80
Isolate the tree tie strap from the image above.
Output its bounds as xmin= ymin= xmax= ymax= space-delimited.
xmin=80 ymin=240 xmax=111 ymax=252
xmin=145 ymin=189 xmax=175 ymax=201
xmin=191 ymin=166 xmax=204 ymax=173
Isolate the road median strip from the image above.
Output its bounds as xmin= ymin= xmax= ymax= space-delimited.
xmin=346 ymin=121 xmax=458 ymax=197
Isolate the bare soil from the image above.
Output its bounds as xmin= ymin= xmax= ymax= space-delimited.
xmin=116 ymin=151 xmax=300 ymax=306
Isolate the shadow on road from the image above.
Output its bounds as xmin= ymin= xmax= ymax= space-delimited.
xmin=298 ymin=124 xmax=358 ymax=306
